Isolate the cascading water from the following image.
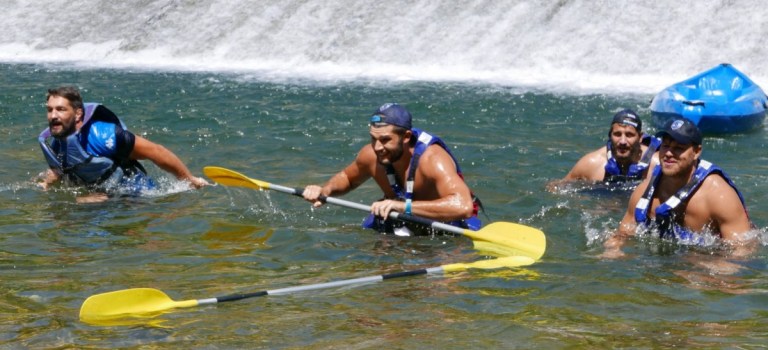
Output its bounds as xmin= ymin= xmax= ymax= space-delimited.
xmin=2 ymin=0 xmax=765 ymax=93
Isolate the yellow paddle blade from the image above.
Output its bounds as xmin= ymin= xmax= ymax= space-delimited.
xmin=79 ymin=288 xmax=199 ymax=323
xmin=472 ymin=240 xmax=523 ymax=258
xmin=464 ymin=222 xmax=546 ymax=261
xmin=202 ymin=167 xmax=547 ymax=262
xmin=203 ymin=166 xmax=271 ymax=190
xmin=442 ymin=255 xmax=536 ymax=273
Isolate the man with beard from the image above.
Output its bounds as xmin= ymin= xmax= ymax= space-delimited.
xmin=547 ymin=109 xmax=660 ymax=191
xmin=602 ymin=118 xmax=752 ymax=258
xmin=38 ymin=86 xmax=208 ymax=201
xmin=302 ymin=103 xmax=481 ymax=236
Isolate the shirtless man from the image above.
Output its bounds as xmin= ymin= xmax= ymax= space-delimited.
xmin=603 ymin=118 xmax=751 ymax=257
xmin=548 ymin=109 xmax=659 ymax=191
xmin=302 ymin=103 xmax=481 ymax=235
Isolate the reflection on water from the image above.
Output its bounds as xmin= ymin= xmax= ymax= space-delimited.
xmin=202 ymin=221 xmax=274 ymax=253
xmin=81 ymin=312 xmax=173 ymax=328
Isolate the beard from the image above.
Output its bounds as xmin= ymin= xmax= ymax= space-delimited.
xmin=611 ymin=140 xmax=641 ymax=162
xmin=49 ymin=119 xmax=77 ymax=138
xmin=376 ymin=143 xmax=405 ymax=166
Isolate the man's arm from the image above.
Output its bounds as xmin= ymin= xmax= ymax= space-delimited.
xmin=601 ymin=178 xmax=647 ymax=258
xmin=546 ymin=147 xmax=606 ymax=191
xmin=602 ymin=211 xmax=636 ymax=259
xmin=303 ymin=146 xmax=374 ymax=207
xmin=705 ymin=175 xmax=752 ymax=241
xmin=687 ymin=174 xmax=756 ymax=268
xmin=564 ymin=148 xmax=607 ymax=181
xmin=38 ymin=168 xmax=61 ymax=190
xmin=130 ymin=135 xmax=209 ymax=188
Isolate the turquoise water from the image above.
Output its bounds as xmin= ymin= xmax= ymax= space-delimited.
xmin=1 ymin=63 xmax=767 ymax=348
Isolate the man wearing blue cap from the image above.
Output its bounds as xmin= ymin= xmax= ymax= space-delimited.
xmin=547 ymin=109 xmax=660 ymax=191
xmin=302 ymin=103 xmax=481 ymax=236
xmin=603 ymin=118 xmax=752 ymax=257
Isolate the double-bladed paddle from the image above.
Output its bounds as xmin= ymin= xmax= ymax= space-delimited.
xmin=78 ymin=167 xmax=546 ymax=325
xmin=79 ymin=255 xmax=535 ymax=325
xmin=202 ymin=166 xmax=546 ymax=260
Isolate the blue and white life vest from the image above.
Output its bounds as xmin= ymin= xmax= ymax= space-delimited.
xmin=633 ymin=160 xmax=746 ymax=241
xmin=364 ymin=128 xmax=482 ymax=232
xmin=38 ymin=103 xmax=151 ymax=189
xmin=604 ymin=135 xmax=661 ymax=182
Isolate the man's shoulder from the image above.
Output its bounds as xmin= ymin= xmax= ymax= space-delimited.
xmin=87 ymin=121 xmax=117 ymax=135
xmin=418 ymin=142 xmax=454 ymax=163
xmin=577 ymin=146 xmax=609 ymax=165
xmin=567 ymin=148 xmax=607 ymax=181
xmin=699 ymin=170 xmax=731 ymax=190
xmin=354 ymin=145 xmax=380 ymax=169
xmin=412 ymin=144 xmax=460 ymax=177
xmin=356 ymin=143 xmax=376 ymax=158
xmin=84 ymin=121 xmax=121 ymax=155
xmin=689 ymin=170 xmax=741 ymax=204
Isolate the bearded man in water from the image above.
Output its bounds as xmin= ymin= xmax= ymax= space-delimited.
xmin=548 ymin=109 xmax=660 ymax=191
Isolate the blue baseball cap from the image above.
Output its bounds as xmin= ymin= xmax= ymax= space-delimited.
xmin=611 ymin=108 xmax=642 ymax=131
xmin=656 ymin=118 xmax=703 ymax=145
xmin=370 ymin=103 xmax=412 ymax=130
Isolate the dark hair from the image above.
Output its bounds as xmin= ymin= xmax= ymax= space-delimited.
xmin=387 ymin=125 xmax=417 ymax=146
xmin=47 ymin=86 xmax=83 ymax=112
xmin=390 ymin=125 xmax=408 ymax=136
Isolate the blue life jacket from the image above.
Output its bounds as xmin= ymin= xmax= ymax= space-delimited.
xmin=633 ymin=160 xmax=746 ymax=242
xmin=604 ymin=135 xmax=661 ymax=182
xmin=363 ymin=128 xmax=482 ymax=233
xmin=38 ymin=103 xmax=154 ymax=191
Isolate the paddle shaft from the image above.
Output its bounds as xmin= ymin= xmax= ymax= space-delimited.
xmin=81 ymin=167 xmax=545 ymax=323
xmin=197 ymin=266 xmax=444 ymax=306
xmin=266 ymin=183 xmax=466 ymax=236
xmin=202 ymin=166 xmax=546 ymax=259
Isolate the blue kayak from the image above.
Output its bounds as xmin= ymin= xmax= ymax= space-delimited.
xmin=650 ymin=63 xmax=768 ymax=134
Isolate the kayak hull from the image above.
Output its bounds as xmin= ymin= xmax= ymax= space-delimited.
xmin=650 ymin=63 xmax=767 ymax=134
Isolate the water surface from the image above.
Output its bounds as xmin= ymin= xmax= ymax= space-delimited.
xmin=1 ymin=64 xmax=767 ymax=348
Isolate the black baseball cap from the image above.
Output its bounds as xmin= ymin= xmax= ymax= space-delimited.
xmin=656 ymin=118 xmax=703 ymax=145
xmin=611 ymin=108 xmax=642 ymax=131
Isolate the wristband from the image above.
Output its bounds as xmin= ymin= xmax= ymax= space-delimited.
xmin=405 ymin=200 xmax=412 ymax=215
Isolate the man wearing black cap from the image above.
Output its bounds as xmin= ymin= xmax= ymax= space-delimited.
xmin=547 ymin=109 xmax=660 ymax=191
xmin=302 ymin=103 xmax=481 ymax=236
xmin=603 ymin=118 xmax=751 ymax=257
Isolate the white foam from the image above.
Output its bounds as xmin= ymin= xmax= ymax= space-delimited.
xmin=2 ymin=0 xmax=766 ymax=94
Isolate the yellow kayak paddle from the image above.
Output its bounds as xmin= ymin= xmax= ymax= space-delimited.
xmin=80 ymin=255 xmax=535 ymax=325
xmin=202 ymin=166 xmax=546 ymax=260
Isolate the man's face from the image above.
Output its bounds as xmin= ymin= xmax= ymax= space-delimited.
xmin=609 ymin=123 xmax=642 ymax=162
xmin=46 ymin=95 xmax=82 ymax=138
xmin=658 ymin=136 xmax=701 ymax=177
xmin=369 ymin=125 xmax=410 ymax=165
